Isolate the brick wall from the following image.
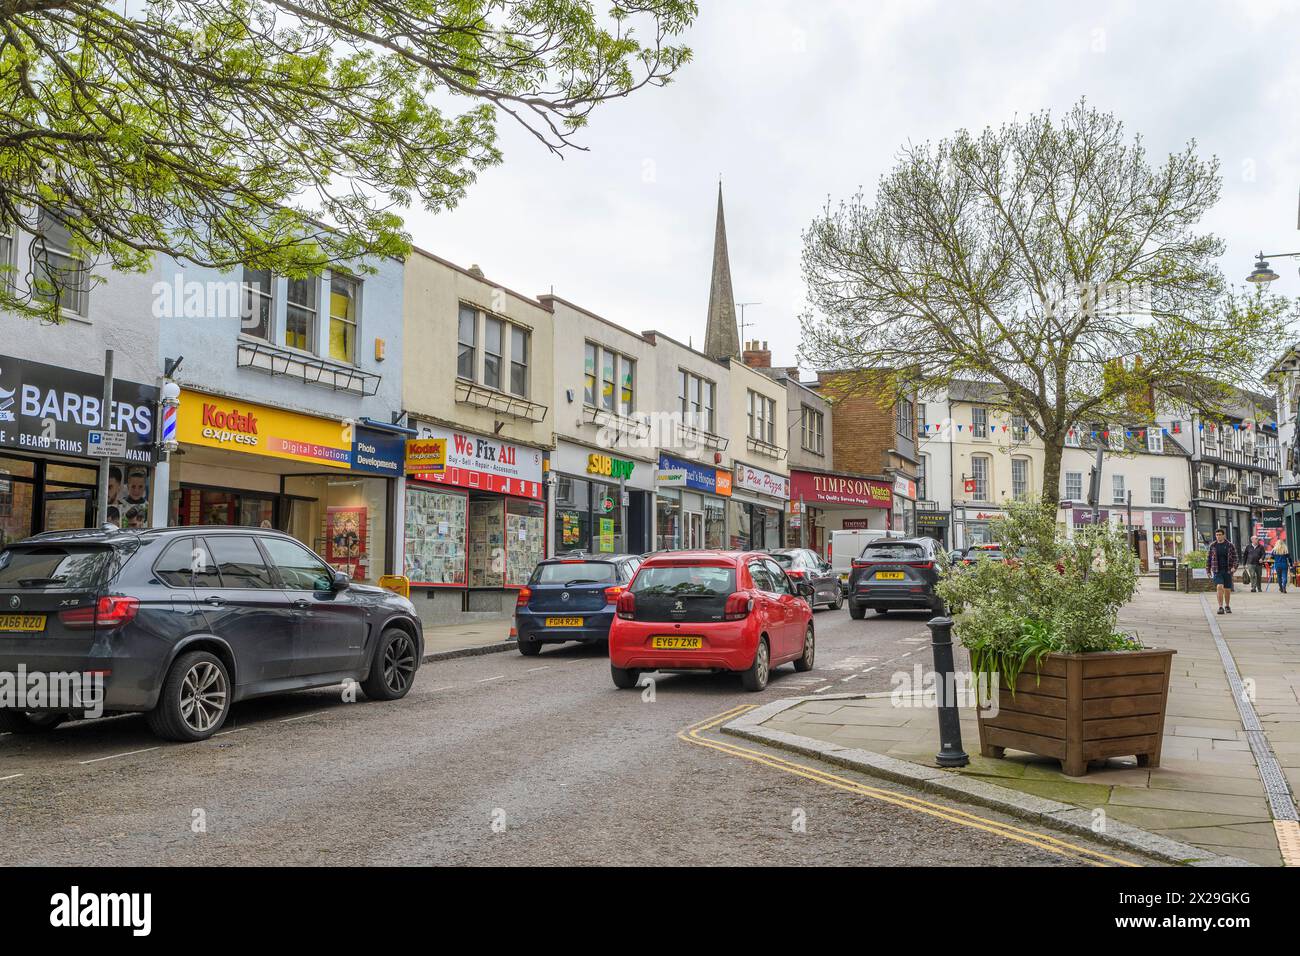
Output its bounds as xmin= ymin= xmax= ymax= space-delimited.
xmin=817 ymin=369 xmax=916 ymax=477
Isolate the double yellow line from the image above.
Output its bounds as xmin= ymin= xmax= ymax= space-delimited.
xmin=679 ymin=705 xmax=1139 ymax=867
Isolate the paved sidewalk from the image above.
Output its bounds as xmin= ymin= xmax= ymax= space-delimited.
xmin=756 ymin=584 xmax=1298 ymax=866
xmin=421 ymin=619 xmax=515 ymax=658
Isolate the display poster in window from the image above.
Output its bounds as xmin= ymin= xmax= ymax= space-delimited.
xmin=326 ymin=506 xmax=367 ymax=577
xmin=599 ymin=518 xmax=615 ymax=553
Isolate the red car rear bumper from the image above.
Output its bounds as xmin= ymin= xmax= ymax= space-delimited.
xmin=608 ymin=618 xmax=760 ymax=672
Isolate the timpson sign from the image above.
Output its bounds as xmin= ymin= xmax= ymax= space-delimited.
xmin=789 ymin=470 xmax=893 ymax=509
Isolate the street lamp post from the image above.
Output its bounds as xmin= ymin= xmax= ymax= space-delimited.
xmin=1246 ymin=252 xmax=1300 ymax=284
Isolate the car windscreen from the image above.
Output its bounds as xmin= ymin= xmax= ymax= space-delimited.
xmin=860 ymin=542 xmax=927 ymax=561
xmin=0 ymin=545 xmax=118 ymax=590
xmin=631 ymin=565 xmax=736 ymax=595
xmin=769 ymin=553 xmax=796 ymax=568
xmin=531 ymin=561 xmax=618 ymax=585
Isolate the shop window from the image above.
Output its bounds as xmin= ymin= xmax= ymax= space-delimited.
xmin=329 ymin=274 xmax=359 ymax=364
xmin=704 ymin=499 xmax=725 ymax=549
xmin=31 ymin=210 xmax=88 ymax=316
xmin=204 ymin=534 xmax=275 ymax=589
xmin=283 ymin=474 xmax=388 ymax=582
xmin=403 ymin=485 xmax=467 ymax=585
xmin=484 ymin=316 xmax=504 ymax=391
xmin=261 ymin=536 xmax=335 ymax=591
xmin=285 ymin=275 xmax=318 ymax=351
xmin=505 ymin=498 xmax=545 ymax=585
xmin=510 ymin=325 xmax=529 ymax=397
xmin=458 ymin=304 xmax=478 ymax=380
xmin=655 ymin=492 xmax=681 ymax=551
xmin=242 ymin=268 xmax=273 ymax=340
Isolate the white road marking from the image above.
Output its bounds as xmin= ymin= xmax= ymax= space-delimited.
xmin=79 ymin=747 xmax=160 ymax=765
xmin=476 ymin=675 xmax=505 ymax=683
xmin=0 ymin=773 xmax=22 ymax=782
xmin=280 ymin=712 xmax=329 ymax=723
xmin=213 ymin=728 xmax=245 ymax=737
xmin=526 ymin=666 xmax=550 ymax=672
xmin=428 ymin=685 xmax=456 ymax=693
xmin=840 ymin=674 xmax=857 ymax=682
xmin=813 ymin=685 xmax=834 ymax=694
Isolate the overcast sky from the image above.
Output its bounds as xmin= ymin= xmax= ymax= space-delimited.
xmin=403 ymin=0 xmax=1300 ymax=373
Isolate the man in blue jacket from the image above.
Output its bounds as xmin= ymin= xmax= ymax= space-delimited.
xmin=1207 ymin=528 xmax=1239 ymax=615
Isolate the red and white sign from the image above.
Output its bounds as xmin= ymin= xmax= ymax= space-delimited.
xmin=411 ymin=424 xmax=544 ymax=500
xmin=789 ymin=470 xmax=892 ymax=509
xmin=893 ymin=475 xmax=916 ymax=499
xmin=734 ymin=462 xmax=791 ymax=500
xmin=964 ymin=478 xmax=977 ymax=494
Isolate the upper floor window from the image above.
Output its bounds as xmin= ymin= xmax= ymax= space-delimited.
xmin=1231 ymin=426 xmax=1244 ymax=452
xmin=801 ymin=405 xmax=825 ymax=455
xmin=32 ymin=211 xmax=88 ymax=317
xmin=970 ymin=454 xmax=990 ymax=500
xmin=1146 ymin=426 xmax=1163 ymax=454
xmin=748 ymin=390 xmax=776 ymax=444
xmin=917 ymin=453 xmax=928 ymax=501
xmin=1011 ymin=414 xmax=1029 ymax=441
xmin=917 ymin=403 xmax=927 ymax=435
xmin=285 ymin=276 xmax=318 ymax=351
xmin=242 ymin=268 xmax=273 ymax=341
xmin=1112 ymin=473 xmax=1126 ymax=504
xmin=458 ymin=305 xmax=477 ymax=380
xmin=510 ymin=326 xmax=530 ymax=399
xmin=1065 ymin=427 xmax=1081 ymax=447
xmin=1011 ymin=457 xmax=1030 ymax=501
xmin=679 ymin=370 xmax=715 ymax=433
xmin=895 ymin=399 xmax=914 ymax=440
xmin=0 ymin=222 xmax=13 ymax=290
xmin=1150 ymin=476 xmax=1166 ymax=504
xmin=585 ymin=343 xmax=635 ymax=415
xmin=328 ymin=275 xmax=359 ymax=364
xmin=1064 ymin=471 xmax=1083 ymax=501
xmin=971 ymin=406 xmax=988 ymax=439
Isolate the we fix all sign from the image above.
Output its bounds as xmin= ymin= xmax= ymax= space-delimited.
xmin=410 ymin=424 xmax=545 ymax=500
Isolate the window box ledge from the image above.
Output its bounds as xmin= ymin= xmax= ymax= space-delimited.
xmin=455 ymin=379 xmax=547 ymax=423
xmin=675 ymin=421 xmax=728 ymax=451
xmin=745 ymin=435 xmax=788 ymax=460
xmin=236 ymin=339 xmax=380 ymax=396
xmin=581 ymin=405 xmax=649 ymax=440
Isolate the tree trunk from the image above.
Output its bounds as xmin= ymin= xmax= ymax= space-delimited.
xmin=1040 ymin=438 xmax=1063 ymax=510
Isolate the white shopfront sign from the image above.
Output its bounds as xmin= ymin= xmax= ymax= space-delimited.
xmin=414 ymin=422 xmax=544 ymax=499
xmin=734 ymin=461 xmax=790 ymax=500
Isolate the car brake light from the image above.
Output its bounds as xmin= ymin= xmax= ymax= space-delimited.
xmin=907 ymin=562 xmax=934 ymax=570
xmin=724 ymin=592 xmax=754 ymax=621
xmin=59 ymin=595 xmax=140 ymax=629
xmin=515 ymin=587 xmax=531 ymax=607
xmin=604 ymin=585 xmax=624 ymax=604
xmin=616 ymin=590 xmax=636 ymax=620
xmin=851 ymin=559 xmax=872 ymax=569
xmin=785 ymin=569 xmax=805 ymax=579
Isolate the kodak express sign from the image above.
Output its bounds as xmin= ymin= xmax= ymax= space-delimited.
xmin=405 ymin=438 xmax=447 ymax=474
xmin=176 ymin=390 xmax=352 ymax=468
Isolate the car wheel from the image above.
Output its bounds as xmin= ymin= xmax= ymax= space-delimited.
xmin=610 ymin=664 xmax=640 ymax=689
xmin=518 ymin=635 xmax=542 ymax=656
xmin=741 ymin=638 xmax=770 ymax=692
xmin=833 ymin=591 xmax=845 ymax=611
xmin=793 ymin=626 xmax=815 ymax=672
xmin=849 ymin=603 xmax=866 ymax=620
xmin=362 ymin=627 xmax=420 ymax=701
xmin=145 ymin=650 xmax=231 ymax=742
xmin=0 ymin=711 xmax=66 ymax=734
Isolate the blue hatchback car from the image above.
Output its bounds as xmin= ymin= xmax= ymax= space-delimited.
xmin=514 ymin=554 xmax=641 ymax=655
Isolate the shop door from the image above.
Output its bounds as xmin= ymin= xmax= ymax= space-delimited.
xmin=686 ymin=511 xmax=704 ymax=549
xmin=44 ymin=488 xmax=93 ymax=531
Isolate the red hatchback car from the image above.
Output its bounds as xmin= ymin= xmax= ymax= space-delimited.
xmin=608 ymin=551 xmax=815 ymax=692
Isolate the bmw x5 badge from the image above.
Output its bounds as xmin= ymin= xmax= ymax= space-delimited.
xmin=8 ymin=595 xmax=20 ymax=609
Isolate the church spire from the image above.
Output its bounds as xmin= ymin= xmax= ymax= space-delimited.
xmin=704 ymin=183 xmax=740 ymax=361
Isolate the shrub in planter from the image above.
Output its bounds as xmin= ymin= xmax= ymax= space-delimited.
xmin=937 ymin=498 xmax=1175 ymax=776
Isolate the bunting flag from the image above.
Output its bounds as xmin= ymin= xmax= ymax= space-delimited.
xmin=957 ymin=424 xmax=963 ymax=431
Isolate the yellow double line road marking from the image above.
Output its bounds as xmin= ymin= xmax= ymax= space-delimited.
xmin=680 ymin=705 xmax=1139 ymax=867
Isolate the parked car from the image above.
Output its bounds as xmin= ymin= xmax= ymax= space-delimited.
xmin=827 ymin=528 xmax=903 ymax=594
xmin=608 ymin=550 xmax=815 ymax=692
xmin=768 ymin=548 xmax=844 ymax=610
xmin=847 ymin=537 xmax=947 ymax=619
xmin=514 ymin=554 xmax=642 ymax=655
xmin=0 ymin=526 xmax=423 ymax=742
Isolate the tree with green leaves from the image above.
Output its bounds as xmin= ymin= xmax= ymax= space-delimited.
xmin=800 ymin=101 xmax=1295 ymax=499
xmin=0 ymin=0 xmax=696 ymax=320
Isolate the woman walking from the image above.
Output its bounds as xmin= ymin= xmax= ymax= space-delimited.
xmin=1271 ymin=538 xmax=1291 ymax=595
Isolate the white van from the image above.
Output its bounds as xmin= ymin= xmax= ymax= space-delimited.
xmin=827 ymin=528 xmax=904 ymax=593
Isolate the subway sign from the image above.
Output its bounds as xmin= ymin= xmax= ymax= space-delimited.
xmin=587 ymin=453 xmax=634 ymax=480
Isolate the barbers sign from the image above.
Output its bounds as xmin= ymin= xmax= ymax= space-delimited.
xmin=0 ymin=355 xmax=158 ymax=463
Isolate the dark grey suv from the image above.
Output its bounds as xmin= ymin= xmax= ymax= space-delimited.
xmin=0 ymin=526 xmax=424 ymax=742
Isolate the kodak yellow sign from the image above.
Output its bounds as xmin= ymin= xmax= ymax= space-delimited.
xmin=404 ymin=438 xmax=447 ymax=474
xmin=176 ymin=390 xmax=351 ymax=468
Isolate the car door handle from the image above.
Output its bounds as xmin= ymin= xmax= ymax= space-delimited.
xmin=293 ymin=599 xmax=311 ymax=610
xmin=203 ymin=596 xmax=225 ymax=607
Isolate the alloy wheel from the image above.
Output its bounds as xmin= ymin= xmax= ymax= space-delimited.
xmin=383 ymin=634 xmax=417 ymax=694
xmin=179 ymin=661 xmax=228 ymax=733
xmin=803 ymin=629 xmax=814 ymax=667
xmin=755 ymin=641 xmax=769 ymax=686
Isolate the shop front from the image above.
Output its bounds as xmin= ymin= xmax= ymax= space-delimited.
xmin=170 ymin=389 xmax=404 ymax=583
xmin=915 ymin=507 xmax=952 ymax=547
xmin=0 ymin=354 xmax=158 ymax=544
xmin=960 ymin=507 xmax=1009 ymax=546
xmin=891 ymin=474 xmax=917 ymax=536
xmin=551 ymin=442 xmax=653 ymax=555
xmin=403 ymin=423 xmax=546 ymax=620
xmin=730 ymin=461 xmax=789 ymax=550
xmin=788 ymin=469 xmax=893 ymax=556
xmin=654 ymin=453 xmax=731 ymax=551
xmin=1149 ymin=511 xmax=1188 ymax=561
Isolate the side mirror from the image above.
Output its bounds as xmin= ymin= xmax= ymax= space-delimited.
xmin=331 ymin=570 xmax=350 ymax=591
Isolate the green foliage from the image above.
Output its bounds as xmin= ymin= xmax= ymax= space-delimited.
xmin=0 ymin=1 xmax=697 ymax=322
xmin=1185 ymin=550 xmax=1207 ymax=569
xmin=937 ymin=497 xmax=1142 ymax=695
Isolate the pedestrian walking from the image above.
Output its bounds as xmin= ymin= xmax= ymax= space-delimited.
xmin=1243 ymin=536 xmax=1267 ymax=592
xmin=1271 ymin=538 xmax=1291 ymax=595
xmin=1206 ymin=527 xmax=1238 ymax=614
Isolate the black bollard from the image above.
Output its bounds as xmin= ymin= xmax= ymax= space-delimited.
xmin=928 ymin=615 xmax=969 ymax=767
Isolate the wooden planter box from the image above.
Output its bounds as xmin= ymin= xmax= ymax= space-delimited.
xmin=975 ymin=648 xmax=1175 ymax=777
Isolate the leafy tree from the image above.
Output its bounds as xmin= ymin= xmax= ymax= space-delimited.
xmin=800 ymin=101 xmax=1295 ymax=499
xmin=0 ymin=0 xmax=696 ymax=320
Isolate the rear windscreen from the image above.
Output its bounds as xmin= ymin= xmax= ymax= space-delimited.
xmin=0 ymin=545 xmax=117 ymax=590
xmin=769 ymin=553 xmax=796 ymax=567
xmin=632 ymin=565 xmax=736 ymax=595
xmin=860 ymin=542 xmax=926 ymax=561
xmin=532 ymin=561 xmax=617 ymax=585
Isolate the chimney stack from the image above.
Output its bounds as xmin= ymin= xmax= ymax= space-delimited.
xmin=742 ymin=340 xmax=772 ymax=369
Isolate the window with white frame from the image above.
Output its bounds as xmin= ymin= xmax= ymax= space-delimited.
xmin=1065 ymin=471 xmax=1083 ymax=501
xmin=917 ymin=403 xmax=927 ymax=436
xmin=748 ymin=390 xmax=776 ymax=444
xmin=918 ymin=454 xmax=928 ymax=500
xmin=970 ymin=455 xmax=989 ymax=500
xmin=241 ymin=268 xmax=273 ymax=341
xmin=971 ymin=406 xmax=988 ymax=439
xmin=680 ymin=370 xmax=716 ymax=433
xmin=599 ymin=346 xmax=616 ymax=412
xmin=1199 ymin=463 xmax=1214 ymax=489
xmin=458 ymin=305 xmax=478 ymax=380
xmin=284 ymin=275 xmax=318 ymax=351
xmin=1011 ymin=457 xmax=1030 ymax=500
xmin=510 ymin=326 xmax=530 ymax=398
xmin=584 ymin=342 xmax=634 ymax=414
xmin=458 ymin=304 xmax=529 ymax=396
xmin=801 ymin=405 xmax=824 ymax=455
xmin=32 ymin=211 xmax=89 ymax=316
xmin=483 ymin=315 xmax=504 ymax=391
xmin=1232 ymin=426 xmax=1244 ymax=452
xmin=1150 ymin=476 xmax=1166 ymax=504
xmin=1011 ymin=414 xmax=1029 ymax=441
xmin=328 ymin=274 xmax=359 ymax=364
xmin=1146 ymin=426 xmax=1163 ymax=454
xmin=1112 ymin=473 xmax=1126 ymax=504
xmin=0 ymin=222 xmax=13 ymax=290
